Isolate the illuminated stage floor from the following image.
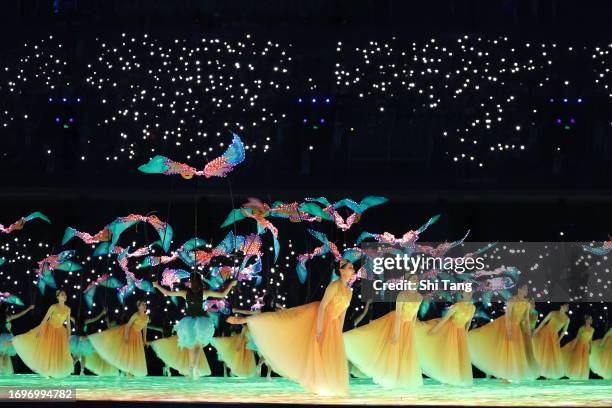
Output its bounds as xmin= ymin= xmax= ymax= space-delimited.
xmin=0 ymin=375 xmax=610 ymax=406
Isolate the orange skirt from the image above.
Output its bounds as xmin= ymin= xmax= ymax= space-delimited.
xmin=150 ymin=336 xmax=210 ymax=376
xmin=415 ymin=319 xmax=473 ymax=385
xmin=590 ymin=339 xmax=611 ymax=380
xmin=532 ymin=325 xmax=563 ymax=379
xmin=468 ymin=316 xmax=538 ymax=381
xmin=247 ymin=302 xmax=349 ymax=396
xmin=344 ymin=312 xmax=422 ymax=388
xmin=88 ymin=324 xmax=147 ymax=377
xmin=84 ymin=351 xmax=119 ymax=376
xmin=210 ymin=334 xmax=257 ymax=378
xmin=562 ymin=339 xmax=591 ymax=380
xmin=12 ymin=322 xmax=73 ymax=378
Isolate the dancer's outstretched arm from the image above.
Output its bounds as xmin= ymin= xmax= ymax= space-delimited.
xmin=85 ymin=308 xmax=107 ymax=325
xmin=232 ymin=308 xmax=259 ymax=316
xmin=153 ymin=281 xmax=186 ymax=298
xmin=353 ymin=299 xmax=372 ymax=327
xmin=533 ymin=312 xmax=551 ymax=336
xmin=7 ymin=304 xmax=34 ymax=322
xmin=204 ymin=280 xmax=237 ymax=299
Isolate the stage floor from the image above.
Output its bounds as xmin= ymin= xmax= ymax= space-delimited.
xmin=0 ymin=375 xmax=610 ymax=406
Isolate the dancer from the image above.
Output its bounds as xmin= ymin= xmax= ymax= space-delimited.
xmin=0 ymin=304 xmax=34 ymax=375
xmin=415 ymin=290 xmax=475 ymax=386
xmin=228 ymin=258 xmax=355 ymax=396
xmin=12 ymin=290 xmax=73 ymax=378
xmin=149 ymin=321 xmax=211 ymax=377
xmin=468 ymin=285 xmax=538 ymax=382
xmin=590 ymin=327 xmax=611 ymax=379
xmin=88 ymin=300 xmax=150 ymax=377
xmin=210 ymin=324 xmax=257 ymax=378
xmin=69 ymin=308 xmax=107 ymax=375
xmin=344 ymin=275 xmax=422 ymax=388
xmin=532 ymin=303 xmax=570 ymax=379
xmin=561 ymin=315 xmax=594 ymax=380
xmin=152 ymin=272 xmax=237 ymax=379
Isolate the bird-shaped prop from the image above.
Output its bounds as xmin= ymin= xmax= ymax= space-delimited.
xmin=138 ymin=133 xmax=245 ymax=179
xmin=0 ymin=212 xmax=50 ymax=234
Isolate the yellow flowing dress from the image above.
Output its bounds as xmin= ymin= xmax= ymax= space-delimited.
xmin=590 ymin=328 xmax=611 ymax=380
xmin=246 ymin=279 xmax=352 ymax=396
xmin=210 ymin=327 xmax=257 ymax=378
xmin=561 ymin=325 xmax=594 ymax=380
xmin=150 ymin=335 xmax=211 ymax=376
xmin=532 ymin=311 xmax=569 ymax=379
xmin=344 ymin=291 xmax=422 ymax=388
xmin=12 ymin=303 xmax=73 ymax=378
xmin=88 ymin=312 xmax=149 ymax=376
xmin=468 ymin=298 xmax=538 ymax=381
xmin=415 ymin=301 xmax=475 ymax=386
xmin=84 ymin=351 xmax=119 ymax=376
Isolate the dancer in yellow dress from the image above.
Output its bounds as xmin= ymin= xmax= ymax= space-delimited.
xmin=532 ymin=304 xmax=570 ymax=379
xmin=467 ymin=285 xmax=538 ymax=382
xmin=88 ymin=300 xmax=150 ymax=377
xmin=210 ymin=325 xmax=257 ymax=378
xmin=0 ymin=303 xmax=35 ymax=375
xmin=561 ymin=315 xmax=594 ymax=380
xmin=415 ymin=290 xmax=475 ymax=386
xmin=590 ymin=327 xmax=611 ymax=379
xmin=344 ymin=275 xmax=423 ymax=388
xmin=12 ymin=290 xmax=73 ymax=378
xmin=228 ymin=258 xmax=355 ymax=396
xmin=152 ymin=272 xmax=237 ymax=379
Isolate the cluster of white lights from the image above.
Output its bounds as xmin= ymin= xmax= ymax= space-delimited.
xmin=0 ymin=33 xmax=293 ymax=163
xmin=333 ymin=36 xmax=591 ymax=167
xmin=0 ymin=36 xmax=69 ymax=153
xmin=84 ymin=33 xmax=293 ymax=162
